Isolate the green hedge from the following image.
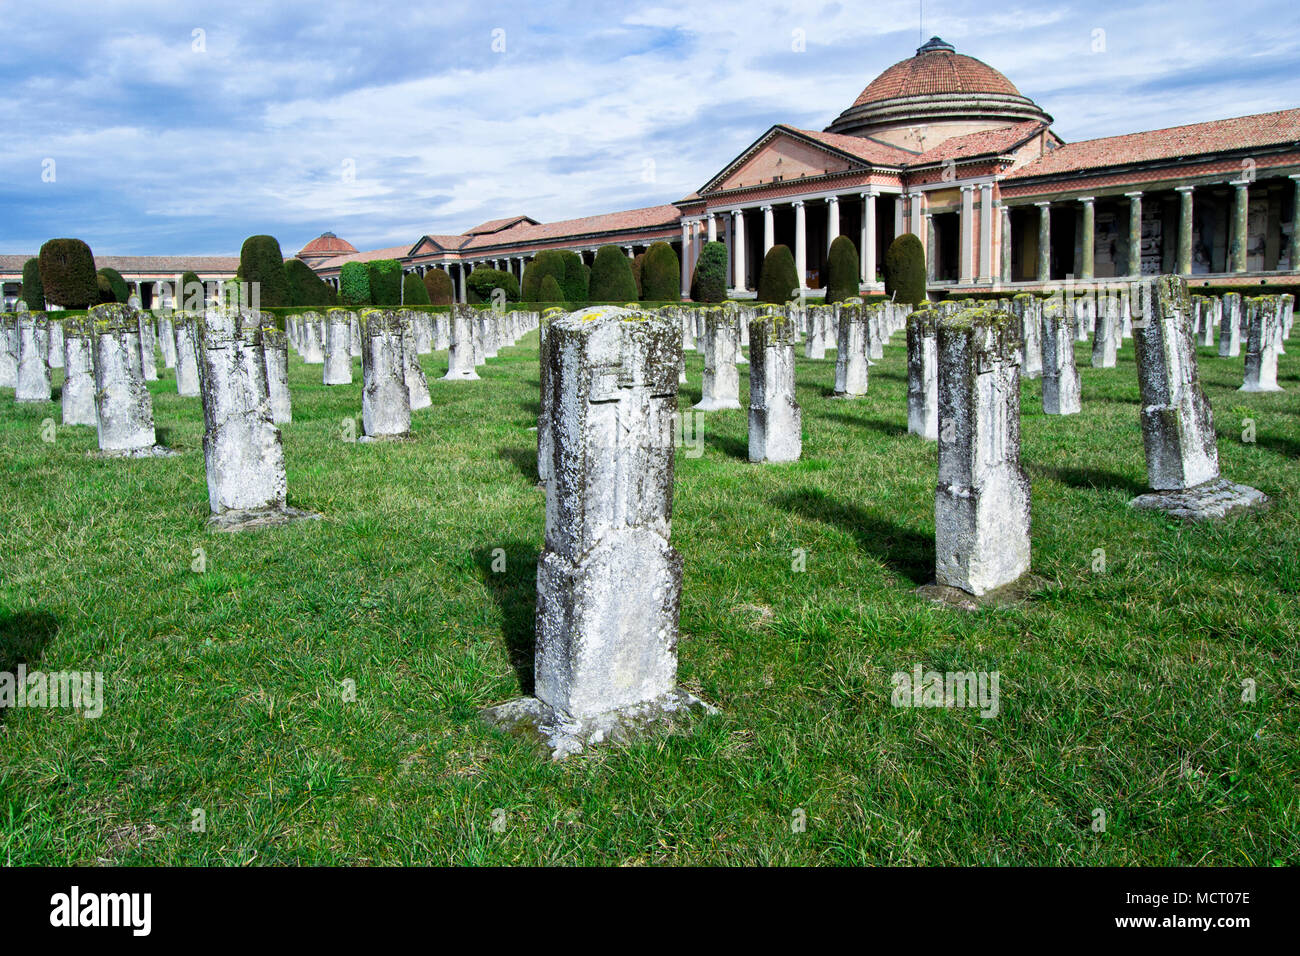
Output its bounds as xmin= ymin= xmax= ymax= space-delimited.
xmin=96 ymin=267 xmax=129 ymax=304
xmin=825 ymin=235 xmax=860 ymax=304
xmin=423 ymin=269 xmax=454 ymax=305
xmin=589 ymin=245 xmax=639 ymax=302
xmin=284 ymin=258 xmax=333 ymax=307
xmin=522 ymin=251 xmax=567 ymax=302
xmin=466 ymin=268 xmax=520 ymax=303
xmin=20 ymin=258 xmax=44 ymax=309
xmin=239 ymin=235 xmax=289 ymax=307
xmin=884 ymin=234 xmax=926 ymax=306
xmin=640 ymin=241 xmax=679 ymax=301
xmin=757 ymin=244 xmax=798 ymax=304
xmin=339 ymin=261 xmax=371 ymax=306
xmin=38 ymin=238 xmax=97 ymax=309
xmin=690 ymin=241 xmax=728 ymax=303
xmin=368 ymin=259 xmax=403 ymax=307
xmin=403 ymin=272 xmax=431 ymax=305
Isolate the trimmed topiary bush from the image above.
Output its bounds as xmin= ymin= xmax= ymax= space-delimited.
xmin=38 ymin=238 xmax=98 ymax=309
xmin=690 ymin=241 xmax=728 ymax=303
xmin=239 ymin=235 xmax=289 ymax=307
xmin=631 ymin=252 xmax=645 ymax=297
xmin=96 ymin=267 xmax=130 ymax=304
xmin=825 ymin=235 xmax=861 ymax=304
xmin=21 ymin=258 xmax=45 ymax=309
xmin=884 ymin=233 xmax=926 ymax=306
xmin=284 ymin=258 xmax=333 ymax=307
xmin=179 ymin=269 xmax=203 ymax=309
xmin=640 ymin=241 xmax=680 ymax=301
xmin=339 ymin=261 xmax=371 ymax=306
xmin=558 ymin=251 xmax=588 ymax=303
xmin=522 ymin=250 xmax=567 ymax=302
xmin=367 ymin=259 xmax=403 ymax=307
xmin=424 ymin=268 xmax=454 ymax=305
xmin=757 ymin=244 xmax=799 ymax=304
xmin=588 ymin=245 xmax=639 ymax=302
xmin=538 ymin=274 xmax=564 ymax=303
xmin=403 ymin=272 xmax=431 ymax=305
xmin=466 ymin=268 xmax=520 ymax=304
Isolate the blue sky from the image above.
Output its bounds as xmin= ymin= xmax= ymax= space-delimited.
xmin=1 ymin=0 xmax=1297 ymax=256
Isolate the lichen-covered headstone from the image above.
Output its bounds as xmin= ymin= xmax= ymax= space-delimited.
xmin=1218 ymin=293 xmax=1242 ymax=357
xmin=0 ymin=313 xmax=17 ymax=388
xmin=400 ymin=314 xmax=432 ymax=410
xmin=90 ymin=304 xmax=167 ymax=455
xmin=158 ymin=314 xmax=178 ymax=369
xmin=301 ymin=313 xmax=325 ymax=364
xmin=1199 ymin=296 xmax=1219 ymax=348
xmin=536 ymin=312 xmax=556 ymax=487
xmin=1040 ymin=299 xmax=1081 ymax=415
xmin=173 ymin=313 xmax=201 ymax=397
xmin=1092 ymin=293 xmax=1118 ymax=368
xmin=349 ymin=313 xmax=362 ymax=357
xmin=136 ymin=309 xmax=158 ymax=381
xmin=442 ymin=305 xmax=480 ymax=381
xmin=60 ymin=316 xmax=98 ymax=426
xmin=694 ymin=309 xmax=741 ymax=410
xmin=1012 ymin=294 xmax=1042 ymax=379
xmin=359 ymin=310 xmax=411 ymax=439
xmin=323 ymin=310 xmax=353 ymax=385
xmin=833 ymin=304 xmax=869 ymax=398
xmin=261 ymin=316 xmax=292 ymax=424
xmin=483 ymin=306 xmax=710 ymax=758
xmin=47 ymin=318 xmax=65 ymax=370
xmin=1129 ymin=276 xmax=1267 ymax=519
xmin=907 ymin=308 xmax=939 ymax=440
xmin=1240 ymin=296 xmax=1283 ymax=392
xmin=805 ymin=306 xmax=828 ymax=360
xmin=933 ymin=308 xmax=1030 ymax=596
xmin=15 ymin=309 xmax=52 ymax=402
xmin=867 ymin=304 xmax=885 ymax=361
xmin=749 ymin=311 xmax=802 ymax=462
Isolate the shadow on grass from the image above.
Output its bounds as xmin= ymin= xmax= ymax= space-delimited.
xmin=821 ymin=412 xmax=907 ymax=438
xmin=773 ymin=488 xmax=932 ymax=584
xmin=710 ymin=432 xmax=750 ymax=462
xmin=1257 ymin=434 xmax=1300 ymax=459
xmin=0 ymin=610 xmax=59 ymax=722
xmin=518 ymin=398 xmax=539 ymax=418
xmin=1028 ymin=463 xmax=1145 ymax=496
xmin=477 ymin=541 xmax=538 ymax=695
xmin=496 ymin=446 xmax=538 ymax=484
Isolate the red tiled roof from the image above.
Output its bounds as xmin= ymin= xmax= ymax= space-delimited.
xmin=297 ymin=232 xmax=357 ymax=257
xmin=910 ymin=121 xmax=1048 ymax=166
xmin=854 ymin=49 xmax=1021 ymax=107
xmin=464 ymin=215 xmax=538 ymax=235
xmin=1006 ymin=107 xmax=1300 ymax=180
xmin=461 ymin=205 xmax=681 ymax=248
xmin=315 ymin=244 xmax=411 ymax=268
xmin=783 ymin=126 xmax=916 ymax=165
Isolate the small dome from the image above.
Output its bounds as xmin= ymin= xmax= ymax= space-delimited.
xmin=298 ymin=232 xmax=357 ymax=258
xmin=852 ymin=39 xmax=1023 ymax=108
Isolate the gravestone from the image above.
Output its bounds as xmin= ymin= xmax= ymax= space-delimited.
xmin=0 ymin=313 xmax=17 ymax=388
xmin=1091 ymin=293 xmax=1118 ymax=368
xmin=323 ymin=310 xmax=353 ymax=385
xmin=14 ymin=309 xmax=51 ymax=402
xmin=89 ymin=304 xmax=171 ymax=456
xmin=1240 ymin=296 xmax=1283 ymax=392
xmin=442 ymin=305 xmax=480 ymax=380
xmin=749 ymin=311 xmax=802 ymax=462
xmin=158 ymin=314 xmax=178 ymax=368
xmin=60 ymin=315 xmax=98 ymax=426
xmin=1218 ymin=293 xmax=1242 ymax=357
xmin=173 ymin=313 xmax=202 ymax=396
xmin=136 ymin=308 xmax=158 ymax=381
xmin=833 ymin=304 xmax=869 ymax=398
xmin=805 ymin=307 xmax=828 ymax=360
xmin=401 ymin=314 xmax=432 ymax=410
xmin=47 ymin=318 xmax=65 ymax=370
xmin=906 ymin=308 xmax=939 ymax=440
xmin=1129 ymin=276 xmax=1267 ymax=520
xmin=1040 ymin=299 xmax=1081 ymax=415
xmin=359 ymin=310 xmax=411 ymax=439
xmin=261 ymin=316 xmax=292 ymax=424
xmin=694 ymin=309 xmax=741 ymax=410
xmin=1013 ymin=293 xmax=1042 ymax=379
xmin=483 ymin=306 xmax=710 ymax=758
xmin=301 ymin=313 xmax=325 ymax=364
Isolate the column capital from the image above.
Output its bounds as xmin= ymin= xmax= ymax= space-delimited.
xmin=860 ymin=186 xmax=879 ymax=198
xmin=1078 ymin=196 xmax=1095 ymax=204
xmin=1289 ymin=173 xmax=1300 ymax=181
xmin=1124 ymin=191 xmax=1143 ymax=198
xmin=732 ymin=208 xmax=743 ymax=219
xmin=826 ymin=195 xmax=839 ymax=205
xmin=760 ymin=204 xmax=772 ymax=212
xmin=960 ymin=184 xmax=975 ymax=193
xmin=1034 ymin=200 xmax=1052 ymax=207
xmin=1230 ymin=179 xmax=1251 ymax=189
xmin=1174 ymin=185 xmax=1195 ymax=194
xmin=791 ymin=199 xmax=804 ymax=208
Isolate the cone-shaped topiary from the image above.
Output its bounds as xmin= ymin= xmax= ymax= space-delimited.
xmin=239 ymin=235 xmax=290 ymax=307
xmin=588 ymin=245 xmax=639 ymax=302
xmin=284 ymin=258 xmax=333 ymax=307
xmin=690 ymin=241 xmax=728 ymax=303
xmin=522 ymin=250 xmax=567 ymax=302
xmin=757 ymin=244 xmax=799 ymax=304
xmin=884 ymin=233 xmax=926 ymax=306
xmin=641 ymin=241 xmax=680 ymax=301
xmin=825 ymin=235 xmax=861 ymax=304
xmin=402 ymin=271 xmax=431 ymax=305
xmin=423 ymin=268 xmax=454 ymax=305
xmin=38 ymin=238 xmax=98 ymax=308
xmin=179 ymin=270 xmax=203 ymax=309
xmin=339 ymin=261 xmax=371 ymax=306
xmin=21 ymin=258 xmax=45 ymax=309
xmin=538 ymin=274 xmax=564 ymax=303
xmin=559 ymin=251 xmax=588 ymax=303
xmin=368 ymin=259 xmax=403 ymax=307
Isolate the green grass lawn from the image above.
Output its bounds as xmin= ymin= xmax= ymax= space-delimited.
xmin=1 ymin=325 xmax=1296 ymax=865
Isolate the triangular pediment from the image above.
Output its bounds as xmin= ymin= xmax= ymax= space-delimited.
xmin=699 ymin=126 xmax=867 ymax=196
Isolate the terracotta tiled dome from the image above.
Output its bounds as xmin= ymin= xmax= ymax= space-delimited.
xmin=297 ymin=232 xmax=357 ymax=259
xmin=852 ymin=38 xmax=1021 ymax=107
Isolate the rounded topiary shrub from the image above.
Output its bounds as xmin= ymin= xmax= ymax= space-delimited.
xmin=631 ymin=252 xmax=646 ymax=297
xmin=588 ymin=245 xmax=638 ymax=302
xmin=559 ymin=251 xmax=588 ymax=303
xmin=339 ymin=261 xmax=371 ymax=306
xmin=825 ymin=235 xmax=861 ymax=304
xmin=97 ymin=267 xmax=130 ymax=304
xmin=884 ymin=233 xmax=927 ymax=306
xmin=284 ymin=258 xmax=332 ymax=307
xmin=424 ymin=269 xmax=454 ymax=305
xmin=538 ymin=274 xmax=564 ymax=303
xmin=179 ymin=269 xmax=204 ymax=309
xmin=640 ymin=241 xmax=680 ymax=301
xmin=21 ymin=258 xmax=45 ymax=310
xmin=367 ymin=259 xmax=403 ymax=307
xmin=522 ymin=250 xmax=567 ymax=302
xmin=38 ymin=238 xmax=98 ymax=309
xmin=466 ymin=268 xmax=520 ymax=304
xmin=239 ymin=235 xmax=289 ymax=307
xmin=403 ymin=272 xmax=431 ymax=305
xmin=690 ymin=241 xmax=728 ymax=303
xmin=757 ymin=244 xmax=799 ymax=304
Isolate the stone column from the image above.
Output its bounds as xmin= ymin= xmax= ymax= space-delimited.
xmin=999 ymin=204 xmax=1012 ymax=284
xmin=1171 ymin=188 xmax=1196 ymax=280
xmin=60 ymin=315 xmax=97 ymax=427
xmin=90 ymin=304 xmax=158 ymax=454
xmin=1080 ymin=196 xmax=1096 ymax=280
xmin=261 ymin=316 xmax=292 ymax=424
xmin=680 ymin=220 xmax=691 ymax=298
xmin=909 ymin=189 xmax=923 ymax=238
xmin=694 ymin=309 xmax=741 ymax=410
xmin=1126 ymin=192 xmax=1143 ymax=276
xmin=400 ymin=312 xmax=432 ymax=410
xmin=1219 ymin=292 xmax=1242 ymax=356
xmin=793 ymin=200 xmax=807 ymax=289
xmin=173 ymin=314 xmax=201 ymax=396
xmin=707 ymin=213 xmax=717 ymax=243
xmin=323 ymin=310 xmax=353 ymax=385
xmin=861 ymin=190 xmax=877 ymax=286
xmin=443 ymin=304 xmax=480 ymax=380
xmin=14 ymin=310 xmax=51 ymax=402
xmin=1241 ymin=297 xmax=1283 ymax=392
xmin=763 ymin=205 xmax=775 ymax=256
xmin=1041 ymin=299 xmax=1081 ymax=415
xmin=749 ymin=311 xmax=802 ymax=462
xmin=906 ymin=308 xmax=938 ymax=440
xmin=832 ymin=303 xmax=868 ymax=398
xmin=959 ymin=186 xmax=975 ymax=284
xmin=1037 ymin=202 xmax=1051 ymax=281
xmin=934 ymin=308 xmax=1030 ymax=596
xmin=359 ymin=309 xmax=412 ymax=439
xmin=1231 ymin=181 xmax=1249 ymax=273
xmin=732 ymin=209 xmax=747 ymax=291
xmin=826 ymin=196 xmax=840 ymax=250
xmin=925 ymin=214 xmax=937 ymax=283
xmin=1290 ymin=175 xmax=1300 ymax=272
xmin=196 ymin=308 xmax=291 ymax=523
xmin=0 ymin=314 xmax=17 ymax=388
xmin=484 ymin=306 xmax=703 ymax=756
xmin=979 ymin=183 xmax=994 ymax=283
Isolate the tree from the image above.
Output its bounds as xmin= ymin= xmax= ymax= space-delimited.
xmin=640 ymin=241 xmax=680 ymax=301
xmin=339 ymin=261 xmax=371 ymax=306
xmin=20 ymin=258 xmax=44 ymax=309
xmin=368 ymin=259 xmax=403 ymax=306
xmin=757 ymin=244 xmax=799 ymax=304
xmin=588 ymin=245 xmax=638 ymax=302
xmin=38 ymin=238 xmax=98 ymax=309
xmin=825 ymin=235 xmax=861 ymax=304
xmin=884 ymin=234 xmax=927 ymax=306
xmin=180 ymin=269 xmax=203 ymax=309
xmin=690 ymin=241 xmax=728 ymax=303
xmin=522 ymin=250 xmax=567 ymax=302
xmin=538 ymin=274 xmax=564 ymax=303
xmin=239 ymin=235 xmax=289 ymax=307
xmin=403 ymin=272 xmax=431 ymax=305
xmin=96 ymin=273 xmax=116 ymax=305
xmin=466 ymin=268 xmax=520 ymax=304
xmin=284 ymin=258 xmax=333 ymax=307
xmin=424 ymin=269 xmax=454 ymax=305
xmin=97 ymin=267 xmax=130 ymax=304
xmin=559 ymin=251 xmax=588 ymax=303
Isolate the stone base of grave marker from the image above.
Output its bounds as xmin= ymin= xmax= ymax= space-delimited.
xmin=1129 ymin=479 xmax=1269 ymax=522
